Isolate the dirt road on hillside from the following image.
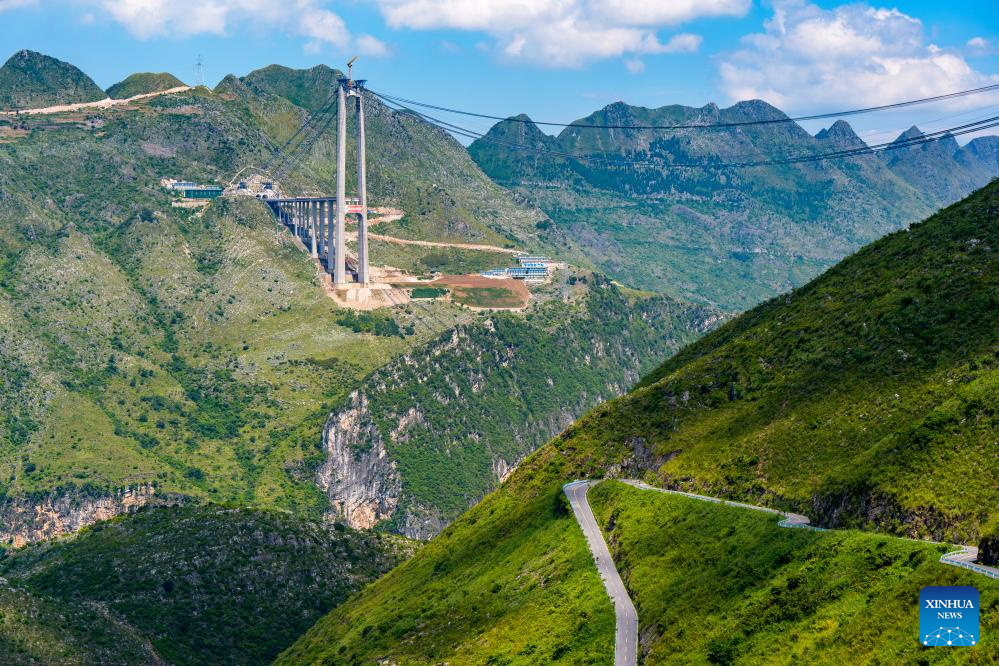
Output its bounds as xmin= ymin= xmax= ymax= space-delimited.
xmin=1 ymin=86 xmax=192 ymax=116
xmin=368 ymin=232 xmax=522 ymax=255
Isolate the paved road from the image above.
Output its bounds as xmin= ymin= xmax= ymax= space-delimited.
xmin=566 ymin=478 xmax=999 ymax=664
xmin=564 ymin=481 xmax=637 ymax=666
xmin=620 ymin=480 xmax=817 ymax=528
xmin=621 ymin=479 xmax=999 ymax=578
xmin=941 ymin=545 xmax=999 ymax=579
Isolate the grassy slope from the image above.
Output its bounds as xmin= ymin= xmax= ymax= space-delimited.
xmin=0 ymin=505 xmax=412 ymax=665
xmin=106 ymin=72 xmax=186 ymax=99
xmin=282 ymin=183 xmax=997 ymax=664
xmin=277 ymin=450 xmax=617 ymax=665
xmin=588 ymin=481 xmax=998 ymax=665
xmin=587 ymin=180 xmax=999 ymax=541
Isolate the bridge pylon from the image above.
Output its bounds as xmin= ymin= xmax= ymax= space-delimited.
xmin=333 ymin=75 xmax=369 ymax=286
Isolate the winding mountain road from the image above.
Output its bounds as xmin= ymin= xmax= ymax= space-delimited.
xmin=565 ymin=478 xmax=999 ymax=665
xmin=563 ymin=481 xmax=637 ymax=666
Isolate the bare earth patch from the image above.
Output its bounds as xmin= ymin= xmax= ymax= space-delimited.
xmin=431 ymin=274 xmax=529 ymax=309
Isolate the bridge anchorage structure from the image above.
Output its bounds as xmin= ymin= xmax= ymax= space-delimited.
xmin=268 ymin=72 xmax=369 ymax=286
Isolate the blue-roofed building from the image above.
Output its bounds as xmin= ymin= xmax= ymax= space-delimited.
xmin=480 ymin=256 xmax=551 ymax=281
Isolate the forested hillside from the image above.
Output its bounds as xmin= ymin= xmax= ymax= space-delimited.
xmin=470 ymin=101 xmax=999 ymax=308
xmin=0 ymin=505 xmax=411 ymax=665
xmin=318 ymin=276 xmax=717 ymax=538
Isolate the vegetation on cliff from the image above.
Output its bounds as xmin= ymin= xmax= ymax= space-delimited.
xmin=326 ymin=275 xmax=717 ymax=537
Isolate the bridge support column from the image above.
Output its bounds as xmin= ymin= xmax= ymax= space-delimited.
xmin=334 ymin=82 xmax=347 ymax=285
xmin=310 ymin=200 xmax=319 ymax=258
xmin=317 ymin=200 xmax=324 ymax=260
xmin=356 ymin=91 xmax=369 ymax=285
xmin=324 ymin=198 xmax=334 ymax=273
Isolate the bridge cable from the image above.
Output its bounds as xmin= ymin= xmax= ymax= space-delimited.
xmin=370 ymin=82 xmax=999 ymax=131
xmin=269 ymin=102 xmax=341 ymax=182
xmin=377 ymin=94 xmax=999 ymax=170
xmin=261 ymin=94 xmax=338 ymax=175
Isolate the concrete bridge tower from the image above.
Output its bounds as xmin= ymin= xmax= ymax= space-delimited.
xmin=333 ymin=67 xmax=369 ymax=286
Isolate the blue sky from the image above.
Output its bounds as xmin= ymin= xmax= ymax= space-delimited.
xmin=2 ymin=0 xmax=998 ymax=144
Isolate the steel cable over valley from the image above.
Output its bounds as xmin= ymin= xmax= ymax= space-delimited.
xmin=371 ymin=82 xmax=999 ymax=131
xmin=376 ymin=93 xmax=999 ymax=171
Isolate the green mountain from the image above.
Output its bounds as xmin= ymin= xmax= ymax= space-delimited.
xmin=281 ymin=182 xmax=999 ymax=664
xmin=0 ymin=50 xmax=106 ymax=110
xmin=106 ymin=72 xmax=186 ymax=99
xmin=318 ymin=276 xmax=716 ymax=538
xmin=469 ymin=102 xmax=999 ymax=309
xmin=0 ymin=54 xmax=708 ymax=549
xmin=0 ymin=505 xmax=411 ymax=665
xmin=882 ymin=127 xmax=990 ymax=203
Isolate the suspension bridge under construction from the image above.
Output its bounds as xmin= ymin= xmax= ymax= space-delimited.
xmin=266 ymin=64 xmax=370 ymax=286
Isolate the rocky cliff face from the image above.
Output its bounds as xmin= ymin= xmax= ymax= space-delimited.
xmin=316 ymin=392 xmax=402 ymax=531
xmin=0 ymin=484 xmax=170 ymax=547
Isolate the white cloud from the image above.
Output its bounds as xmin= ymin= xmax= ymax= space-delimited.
xmin=659 ymin=33 xmax=702 ymax=53
xmin=376 ymin=0 xmax=735 ymax=66
xmin=88 ymin=0 xmax=387 ymax=55
xmin=590 ymin=0 xmax=750 ymax=26
xmin=355 ymin=34 xmax=391 ymax=57
xmin=720 ymin=0 xmax=999 ymax=110
xmin=967 ymin=37 xmax=987 ymax=49
xmin=0 ymin=0 xmax=36 ymax=11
